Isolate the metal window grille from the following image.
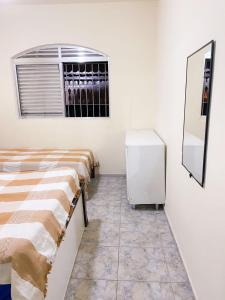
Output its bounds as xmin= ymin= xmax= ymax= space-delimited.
xmin=63 ymin=62 xmax=109 ymax=117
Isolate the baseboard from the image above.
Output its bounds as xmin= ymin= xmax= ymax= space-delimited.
xmin=98 ymin=174 xmax=126 ymax=177
xmin=164 ymin=207 xmax=199 ymax=300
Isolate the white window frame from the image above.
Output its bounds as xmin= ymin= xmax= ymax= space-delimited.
xmin=13 ymin=44 xmax=110 ymax=119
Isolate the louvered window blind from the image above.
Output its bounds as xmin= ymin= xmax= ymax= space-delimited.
xmin=14 ymin=44 xmax=109 ymax=118
xmin=16 ymin=64 xmax=63 ymax=117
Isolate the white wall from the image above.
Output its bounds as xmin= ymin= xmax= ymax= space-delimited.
xmin=155 ymin=0 xmax=225 ymax=299
xmin=0 ymin=0 xmax=157 ymax=174
xmin=2 ymin=2 xmax=225 ymax=299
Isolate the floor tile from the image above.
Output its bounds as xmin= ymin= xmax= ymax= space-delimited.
xmin=164 ymin=247 xmax=189 ymax=282
xmin=120 ymin=222 xmax=161 ymax=247
xmin=72 ymin=244 xmax=119 ymax=280
xmin=93 ymin=188 xmax=122 ymax=195
xmin=94 ymin=186 xmax=122 ymax=193
xmin=118 ymin=246 xmax=169 ymax=281
xmin=160 ymin=230 xmax=177 ymax=248
xmin=117 ymin=281 xmax=174 ymax=300
xmin=82 ymin=220 xmax=120 ymax=246
xmin=157 ymin=212 xmax=170 ymax=228
xmin=120 ymin=206 xmax=157 ymax=224
xmin=66 ymin=176 xmax=195 ymax=299
xmin=121 ymin=189 xmax=128 ymax=197
xmin=87 ymin=203 xmax=121 ymax=223
xmin=171 ymin=282 xmax=195 ymax=300
xmin=88 ymin=193 xmax=121 ymax=207
xmin=121 ymin=197 xmax=130 ymax=208
xmin=65 ymin=279 xmax=117 ymax=300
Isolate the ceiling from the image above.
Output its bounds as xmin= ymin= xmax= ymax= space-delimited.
xmin=0 ymin=0 xmax=152 ymax=4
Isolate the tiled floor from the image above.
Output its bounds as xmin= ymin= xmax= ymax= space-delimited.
xmin=65 ymin=176 xmax=195 ymax=300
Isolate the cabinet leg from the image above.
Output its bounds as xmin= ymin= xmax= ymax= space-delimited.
xmin=155 ymin=204 xmax=159 ymax=210
xmin=131 ymin=204 xmax=136 ymax=209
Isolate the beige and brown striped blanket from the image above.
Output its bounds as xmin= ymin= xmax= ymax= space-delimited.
xmin=0 ymin=148 xmax=96 ymax=182
xmin=0 ymin=167 xmax=80 ymax=300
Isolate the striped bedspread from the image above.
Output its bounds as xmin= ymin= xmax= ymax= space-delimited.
xmin=0 ymin=148 xmax=95 ymax=182
xmin=0 ymin=167 xmax=80 ymax=300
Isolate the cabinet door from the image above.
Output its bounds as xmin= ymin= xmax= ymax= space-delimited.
xmin=126 ymin=146 xmax=165 ymax=205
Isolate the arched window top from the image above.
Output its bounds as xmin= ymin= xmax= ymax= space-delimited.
xmin=13 ymin=44 xmax=108 ymax=63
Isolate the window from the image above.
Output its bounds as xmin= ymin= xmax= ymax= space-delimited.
xmin=13 ymin=44 xmax=109 ymax=118
xmin=64 ymin=62 xmax=109 ymax=117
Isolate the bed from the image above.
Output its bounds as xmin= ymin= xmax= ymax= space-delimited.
xmin=0 ymin=167 xmax=85 ymax=300
xmin=0 ymin=148 xmax=96 ymax=182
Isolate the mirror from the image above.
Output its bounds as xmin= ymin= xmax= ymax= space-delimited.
xmin=182 ymin=41 xmax=215 ymax=186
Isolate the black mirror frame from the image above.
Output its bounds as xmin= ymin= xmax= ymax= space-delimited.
xmin=182 ymin=40 xmax=215 ymax=187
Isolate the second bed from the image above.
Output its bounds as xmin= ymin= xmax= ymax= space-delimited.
xmin=0 ymin=167 xmax=85 ymax=300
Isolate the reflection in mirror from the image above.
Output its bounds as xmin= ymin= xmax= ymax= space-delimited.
xmin=182 ymin=41 xmax=215 ymax=186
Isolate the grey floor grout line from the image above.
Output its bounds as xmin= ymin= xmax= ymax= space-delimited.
xmin=72 ymin=277 xmax=189 ymax=284
xmin=66 ymin=277 xmax=192 ymax=283
xmin=80 ymin=241 xmax=181 ymax=249
xmin=158 ymin=222 xmax=176 ymax=300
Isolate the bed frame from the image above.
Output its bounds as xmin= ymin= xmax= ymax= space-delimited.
xmin=0 ymin=182 xmax=88 ymax=300
xmin=91 ymin=166 xmax=95 ymax=179
xmin=46 ymin=193 xmax=85 ymax=300
xmin=0 ymin=194 xmax=85 ymax=300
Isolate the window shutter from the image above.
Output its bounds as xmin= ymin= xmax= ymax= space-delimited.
xmin=16 ymin=64 xmax=64 ymax=117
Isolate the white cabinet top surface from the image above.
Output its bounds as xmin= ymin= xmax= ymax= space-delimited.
xmin=125 ymin=129 xmax=164 ymax=146
xmin=183 ymin=131 xmax=204 ymax=146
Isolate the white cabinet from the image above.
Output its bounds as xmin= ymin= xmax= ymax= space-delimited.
xmin=125 ymin=129 xmax=165 ymax=206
